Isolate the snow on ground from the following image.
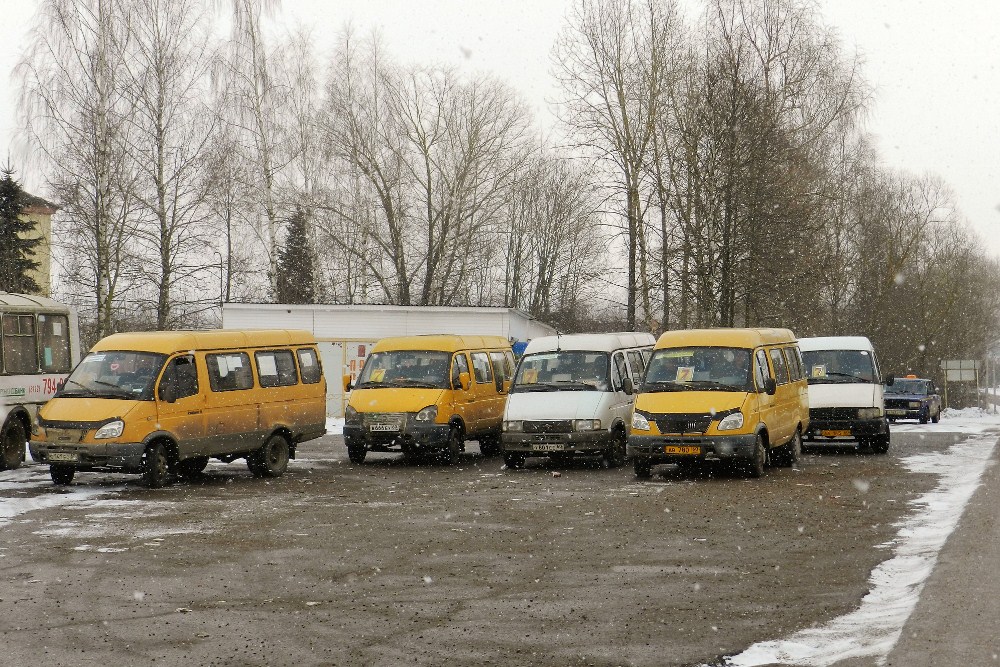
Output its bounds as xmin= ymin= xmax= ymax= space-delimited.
xmin=892 ymin=406 xmax=1000 ymax=434
xmin=326 ymin=416 xmax=345 ymax=435
xmin=719 ymin=412 xmax=1000 ymax=666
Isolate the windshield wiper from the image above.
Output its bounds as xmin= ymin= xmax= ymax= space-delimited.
xmin=687 ymin=380 xmax=745 ymax=392
xmin=814 ymin=372 xmax=872 ymax=384
xmin=512 ymin=382 xmax=563 ymax=392
xmin=390 ymin=379 xmax=442 ymax=389
xmin=641 ymin=381 xmax=689 ymax=392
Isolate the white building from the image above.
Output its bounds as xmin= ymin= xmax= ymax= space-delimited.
xmin=222 ymin=303 xmax=556 ymax=417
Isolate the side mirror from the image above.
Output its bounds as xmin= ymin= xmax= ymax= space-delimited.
xmin=763 ymin=378 xmax=777 ymax=396
xmin=159 ymin=381 xmax=177 ymax=404
xmin=622 ymin=376 xmax=634 ymax=395
xmin=458 ymin=371 xmax=471 ymax=391
xmin=883 ymin=374 xmax=895 ymax=387
xmin=343 ymin=374 xmax=353 ymax=392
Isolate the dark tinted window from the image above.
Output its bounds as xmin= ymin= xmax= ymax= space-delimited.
xmin=256 ymin=350 xmax=298 ymax=388
xmin=471 ymin=352 xmax=493 ymax=384
xmin=3 ymin=314 xmax=37 ymax=374
xmin=296 ymin=348 xmax=322 ymax=384
xmin=207 ymin=352 xmax=254 ymax=392
xmin=769 ymin=348 xmax=789 ymax=385
xmin=160 ymin=355 xmax=199 ymax=400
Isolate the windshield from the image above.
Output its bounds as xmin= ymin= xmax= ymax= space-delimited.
xmin=355 ymin=350 xmax=451 ymax=389
xmin=802 ymin=349 xmax=876 ymax=384
xmin=57 ymin=351 xmax=166 ymax=400
xmin=643 ymin=347 xmax=752 ymax=392
xmin=885 ymin=379 xmax=930 ymax=395
xmin=511 ymin=351 xmax=609 ymax=392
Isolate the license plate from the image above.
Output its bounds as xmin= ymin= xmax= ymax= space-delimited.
xmin=48 ymin=452 xmax=79 ymax=462
xmin=821 ymin=429 xmax=852 ymax=437
xmin=886 ymin=409 xmax=906 ymax=416
xmin=369 ymin=424 xmax=399 ymax=432
xmin=532 ymin=444 xmax=565 ymax=452
xmin=665 ymin=446 xmax=700 ymax=455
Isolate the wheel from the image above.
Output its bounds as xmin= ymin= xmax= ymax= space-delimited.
xmin=773 ymin=429 xmax=801 ymax=467
xmin=438 ymin=426 xmax=462 ymax=465
xmin=346 ymin=441 xmax=367 ymax=464
xmin=872 ymin=434 xmax=890 ymax=454
xmin=603 ymin=429 xmax=628 ymax=468
xmin=503 ymin=451 xmax=526 ymax=469
xmin=919 ymin=409 xmax=929 ymax=424
xmin=50 ymin=464 xmax=75 ymax=486
xmin=478 ymin=434 xmax=502 ymax=457
xmin=931 ymin=408 xmax=940 ymax=424
xmin=743 ymin=434 xmax=766 ymax=478
xmin=175 ymin=456 xmax=209 ymax=479
xmin=142 ymin=442 xmax=171 ymax=488
xmin=634 ymin=459 xmax=652 ymax=479
xmin=0 ymin=419 xmax=26 ymax=470
xmin=248 ymin=434 xmax=290 ymax=478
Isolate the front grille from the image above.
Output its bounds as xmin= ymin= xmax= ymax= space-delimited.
xmin=810 ymin=407 xmax=859 ymax=421
xmin=654 ymin=414 xmax=712 ymax=434
xmin=364 ymin=412 xmax=407 ymax=425
xmin=883 ymin=399 xmax=912 ymax=410
xmin=524 ymin=420 xmax=573 ymax=434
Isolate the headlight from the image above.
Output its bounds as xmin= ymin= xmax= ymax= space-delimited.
xmin=909 ymin=401 xmax=921 ymax=408
xmin=415 ymin=405 xmax=438 ymax=422
xmin=503 ymin=420 xmax=523 ymax=432
xmin=858 ymin=407 xmax=882 ymax=419
xmin=717 ymin=412 xmax=744 ymax=431
xmin=631 ymin=412 xmax=650 ymax=431
xmin=345 ymin=405 xmax=360 ymax=424
xmin=94 ymin=419 xmax=124 ymax=439
xmin=574 ymin=419 xmax=601 ymax=431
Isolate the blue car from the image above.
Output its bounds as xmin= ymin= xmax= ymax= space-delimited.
xmin=883 ymin=376 xmax=942 ymax=424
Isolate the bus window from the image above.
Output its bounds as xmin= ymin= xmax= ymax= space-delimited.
xmin=3 ymin=314 xmax=37 ymax=374
xmin=38 ymin=314 xmax=71 ymax=373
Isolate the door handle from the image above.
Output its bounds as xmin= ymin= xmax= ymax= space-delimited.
xmin=187 ymin=410 xmax=202 ymax=415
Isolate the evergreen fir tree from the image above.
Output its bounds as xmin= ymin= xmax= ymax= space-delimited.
xmin=275 ymin=208 xmax=316 ymax=304
xmin=0 ymin=166 xmax=41 ymax=294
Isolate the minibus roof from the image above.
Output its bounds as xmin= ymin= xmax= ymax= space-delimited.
xmin=91 ymin=329 xmax=317 ymax=355
xmin=524 ymin=332 xmax=655 ymax=355
xmin=372 ymin=334 xmax=511 ymax=354
xmin=797 ymin=336 xmax=874 ymax=352
xmin=654 ymin=328 xmax=797 ymax=350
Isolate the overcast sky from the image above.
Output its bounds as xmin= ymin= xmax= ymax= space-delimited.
xmin=2 ymin=0 xmax=998 ymax=254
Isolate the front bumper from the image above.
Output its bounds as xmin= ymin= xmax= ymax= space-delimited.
xmin=627 ymin=433 xmax=758 ymax=462
xmin=343 ymin=423 xmax=451 ymax=453
xmin=502 ymin=430 xmax=607 ymax=454
xmin=884 ymin=406 xmax=927 ymax=420
xmin=29 ymin=440 xmax=146 ymax=472
xmin=805 ymin=416 xmax=888 ymax=443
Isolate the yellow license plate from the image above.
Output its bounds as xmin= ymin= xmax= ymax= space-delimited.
xmin=821 ymin=429 xmax=852 ymax=437
xmin=665 ymin=446 xmax=700 ymax=455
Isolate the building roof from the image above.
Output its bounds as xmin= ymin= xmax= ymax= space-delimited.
xmin=21 ymin=192 xmax=58 ymax=215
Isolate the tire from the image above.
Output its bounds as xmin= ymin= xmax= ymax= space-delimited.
xmin=872 ymin=434 xmax=890 ymax=454
xmin=50 ymin=464 xmax=75 ymax=486
xmin=347 ymin=441 xmax=367 ymax=464
xmin=634 ymin=459 xmax=652 ymax=479
xmin=503 ymin=451 xmax=526 ymax=469
xmin=175 ymin=456 xmax=209 ymax=479
xmin=919 ymin=409 xmax=929 ymax=425
xmin=142 ymin=442 xmax=171 ymax=488
xmin=773 ymin=429 xmax=801 ymax=468
xmin=248 ymin=434 xmax=290 ymax=478
xmin=438 ymin=426 xmax=462 ymax=465
xmin=478 ymin=434 xmax=502 ymax=457
xmin=0 ymin=418 xmax=26 ymax=471
xmin=931 ymin=408 xmax=940 ymax=424
xmin=743 ymin=434 xmax=766 ymax=479
xmin=603 ymin=429 xmax=628 ymax=468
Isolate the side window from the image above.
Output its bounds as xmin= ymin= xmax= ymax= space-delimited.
xmin=471 ymin=352 xmax=493 ymax=384
xmin=783 ymin=347 xmax=799 ymax=381
xmin=627 ymin=350 xmax=646 ymax=383
xmin=769 ymin=348 xmax=789 ymax=385
xmin=504 ymin=351 xmax=515 ymax=379
xmin=160 ymin=354 xmax=199 ymax=400
xmin=207 ymin=352 xmax=253 ymax=392
xmin=3 ymin=314 xmax=37 ymax=374
xmin=489 ymin=351 xmax=507 ymax=391
xmin=754 ymin=349 xmax=770 ymax=390
xmin=451 ymin=352 xmax=470 ymax=387
xmin=612 ymin=352 xmax=629 ymax=391
xmin=256 ymin=349 xmax=299 ymax=388
xmin=38 ymin=313 xmax=71 ymax=373
xmin=792 ymin=347 xmax=805 ymax=381
xmin=296 ymin=348 xmax=322 ymax=384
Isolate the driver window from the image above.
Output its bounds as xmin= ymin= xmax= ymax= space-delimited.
xmin=754 ymin=349 xmax=770 ymax=390
xmin=161 ymin=355 xmax=199 ymax=400
xmin=451 ymin=352 xmax=470 ymax=387
xmin=612 ymin=352 xmax=629 ymax=391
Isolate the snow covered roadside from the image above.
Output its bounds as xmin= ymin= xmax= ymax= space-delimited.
xmin=0 ymin=464 xmax=110 ymax=529
xmin=892 ymin=406 xmax=1000 ymax=434
xmin=718 ymin=411 xmax=1000 ymax=666
xmin=326 ymin=416 xmax=344 ymax=435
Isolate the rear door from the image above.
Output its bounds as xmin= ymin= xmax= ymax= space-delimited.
xmin=469 ymin=351 xmax=498 ymax=435
xmin=767 ymin=347 xmax=793 ymax=444
xmin=203 ymin=351 xmax=259 ymax=454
